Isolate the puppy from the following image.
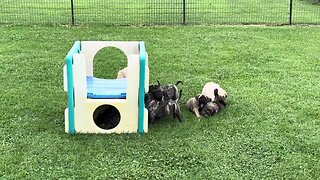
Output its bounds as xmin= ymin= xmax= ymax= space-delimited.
xmin=186 ymin=95 xmax=212 ymax=118
xmin=161 ymin=81 xmax=183 ymax=101
xmin=186 ymin=82 xmax=227 ymax=118
xmin=148 ymin=100 xmax=184 ymax=123
xmin=149 ymin=80 xmax=160 ymax=91
xmin=148 ymin=81 xmax=163 ymax=101
xmin=144 ymin=91 xmax=158 ymax=110
xmin=117 ymin=67 xmax=128 ymax=79
xmin=145 ymin=91 xmax=184 ymax=123
xmin=201 ymin=82 xmax=227 ymax=100
xmin=148 ymin=80 xmax=183 ymax=102
xmin=200 ymin=89 xmax=227 ymax=118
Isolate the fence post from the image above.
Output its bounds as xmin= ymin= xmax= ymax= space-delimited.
xmin=289 ymin=0 xmax=293 ymax=25
xmin=183 ymin=0 xmax=186 ymax=24
xmin=70 ymin=0 xmax=75 ymax=26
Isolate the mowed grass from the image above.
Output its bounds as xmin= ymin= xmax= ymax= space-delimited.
xmin=0 ymin=25 xmax=320 ymax=179
xmin=0 ymin=0 xmax=319 ymax=25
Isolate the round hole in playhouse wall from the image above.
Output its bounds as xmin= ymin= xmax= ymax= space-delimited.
xmin=93 ymin=47 xmax=127 ymax=79
xmin=93 ymin=105 xmax=121 ymax=130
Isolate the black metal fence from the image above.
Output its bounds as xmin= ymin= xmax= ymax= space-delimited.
xmin=0 ymin=0 xmax=319 ymax=26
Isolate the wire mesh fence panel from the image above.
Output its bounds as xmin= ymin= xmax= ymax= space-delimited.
xmin=74 ymin=0 xmax=143 ymax=25
xmin=73 ymin=0 xmax=183 ymax=25
xmin=148 ymin=0 xmax=184 ymax=25
xmin=292 ymin=0 xmax=320 ymax=24
xmin=0 ymin=0 xmax=319 ymax=25
xmin=0 ymin=0 xmax=70 ymax=25
xmin=187 ymin=0 xmax=290 ymax=25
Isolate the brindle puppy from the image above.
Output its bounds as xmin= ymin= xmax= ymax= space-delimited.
xmin=161 ymin=81 xmax=183 ymax=101
xmin=148 ymin=80 xmax=183 ymax=102
xmin=148 ymin=100 xmax=184 ymax=123
xmin=145 ymin=91 xmax=183 ymax=123
xmin=186 ymin=95 xmax=212 ymax=118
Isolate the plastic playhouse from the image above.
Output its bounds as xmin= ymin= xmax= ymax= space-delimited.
xmin=63 ymin=41 xmax=149 ymax=134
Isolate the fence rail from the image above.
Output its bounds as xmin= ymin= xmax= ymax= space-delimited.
xmin=0 ymin=0 xmax=319 ymax=26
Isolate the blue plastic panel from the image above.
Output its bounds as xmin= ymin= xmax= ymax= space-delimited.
xmin=86 ymin=76 xmax=127 ymax=99
xmin=66 ymin=41 xmax=81 ymax=135
xmin=138 ymin=41 xmax=146 ymax=134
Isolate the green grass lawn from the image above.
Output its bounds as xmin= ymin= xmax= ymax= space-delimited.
xmin=0 ymin=25 xmax=320 ymax=179
xmin=0 ymin=0 xmax=319 ymax=25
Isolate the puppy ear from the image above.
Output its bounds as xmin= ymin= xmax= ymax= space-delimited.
xmin=220 ymin=100 xmax=227 ymax=107
xmin=214 ymin=88 xmax=219 ymax=96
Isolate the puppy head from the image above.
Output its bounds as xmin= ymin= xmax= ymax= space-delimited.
xmin=149 ymin=80 xmax=161 ymax=91
xmin=151 ymin=89 xmax=164 ymax=101
xmin=196 ymin=95 xmax=212 ymax=110
xmin=148 ymin=80 xmax=164 ymax=101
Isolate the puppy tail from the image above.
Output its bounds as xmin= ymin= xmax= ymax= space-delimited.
xmin=178 ymin=89 xmax=183 ymax=99
xmin=157 ymin=80 xmax=161 ymax=87
xmin=176 ymin=80 xmax=183 ymax=86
